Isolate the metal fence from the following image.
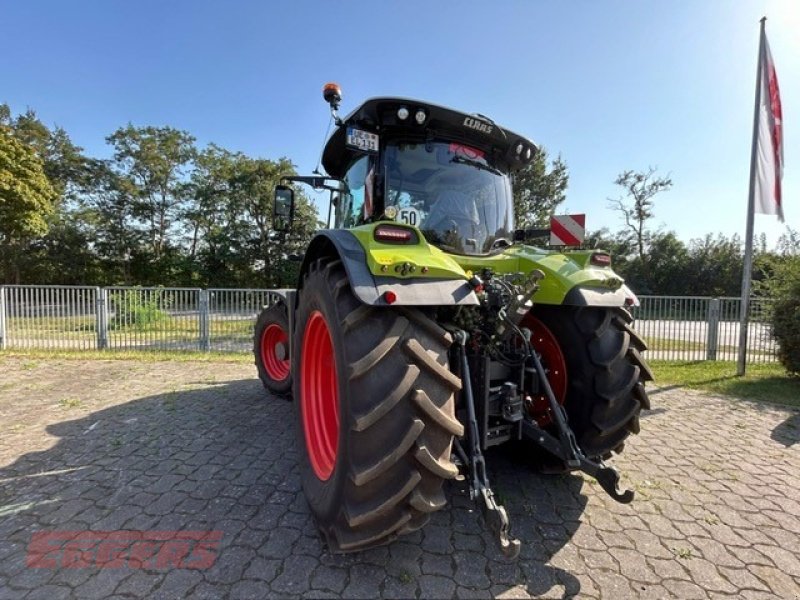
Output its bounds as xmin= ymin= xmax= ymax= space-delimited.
xmin=0 ymin=285 xmax=278 ymax=353
xmin=0 ymin=286 xmax=779 ymax=362
xmin=632 ymin=295 xmax=777 ymax=363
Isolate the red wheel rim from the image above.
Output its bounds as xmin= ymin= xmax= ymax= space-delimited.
xmin=300 ymin=311 xmax=339 ymax=480
xmin=261 ymin=323 xmax=290 ymax=381
xmin=522 ymin=315 xmax=568 ymax=427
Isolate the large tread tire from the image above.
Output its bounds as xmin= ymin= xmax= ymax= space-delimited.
xmin=254 ymin=303 xmax=293 ymax=397
xmin=293 ymin=259 xmax=463 ymax=553
xmin=532 ymin=305 xmax=652 ymax=458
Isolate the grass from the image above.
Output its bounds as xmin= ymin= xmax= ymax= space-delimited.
xmin=0 ymin=348 xmax=252 ymax=364
xmin=5 ymin=315 xmax=254 ymax=340
xmin=645 ymin=337 xmax=771 ymax=356
xmin=645 ymin=338 xmax=707 ymax=352
xmin=58 ymin=397 xmax=82 ymax=409
xmin=651 ymin=360 xmax=800 ymax=408
xmin=671 ymin=547 xmax=694 ymax=560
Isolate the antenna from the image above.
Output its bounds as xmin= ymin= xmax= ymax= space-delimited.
xmin=312 ymin=114 xmax=334 ymax=176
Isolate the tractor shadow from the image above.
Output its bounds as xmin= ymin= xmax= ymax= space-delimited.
xmin=1 ymin=379 xmax=588 ymax=598
xmin=772 ymin=411 xmax=800 ymax=447
xmin=477 ymin=446 xmax=588 ymax=597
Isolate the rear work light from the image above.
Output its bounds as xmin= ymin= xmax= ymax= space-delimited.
xmin=374 ymin=225 xmax=417 ymax=244
xmin=590 ymin=252 xmax=612 ymax=267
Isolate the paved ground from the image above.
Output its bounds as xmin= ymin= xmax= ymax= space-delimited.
xmin=0 ymin=357 xmax=798 ymax=599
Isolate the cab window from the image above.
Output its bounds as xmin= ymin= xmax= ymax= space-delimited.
xmin=337 ymin=155 xmax=373 ymax=228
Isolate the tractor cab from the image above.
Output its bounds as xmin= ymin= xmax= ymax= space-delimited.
xmin=277 ymin=86 xmax=539 ymax=257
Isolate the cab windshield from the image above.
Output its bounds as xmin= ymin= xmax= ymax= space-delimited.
xmin=383 ymin=142 xmax=514 ymax=255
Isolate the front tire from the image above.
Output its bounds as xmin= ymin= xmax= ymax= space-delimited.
xmin=294 ymin=259 xmax=463 ymax=552
xmin=254 ymin=303 xmax=293 ymax=397
xmin=530 ymin=305 xmax=653 ymax=458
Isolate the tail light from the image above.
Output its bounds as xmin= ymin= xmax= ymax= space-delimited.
xmin=374 ymin=225 xmax=418 ymax=244
xmin=590 ymin=252 xmax=612 ymax=267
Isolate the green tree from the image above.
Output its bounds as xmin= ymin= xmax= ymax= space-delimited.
xmin=608 ymin=167 xmax=672 ymax=262
xmin=106 ymin=125 xmax=197 ymax=263
xmin=681 ymin=234 xmax=744 ymax=296
xmin=512 ymin=147 xmax=569 ymax=229
xmin=188 ymin=147 xmax=318 ymax=287
xmin=762 ymin=256 xmax=800 ymax=375
xmin=0 ymin=126 xmax=57 ymax=282
xmin=0 ymin=104 xmax=93 ymax=203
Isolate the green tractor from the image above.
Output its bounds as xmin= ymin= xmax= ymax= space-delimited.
xmin=254 ymin=84 xmax=652 ymax=558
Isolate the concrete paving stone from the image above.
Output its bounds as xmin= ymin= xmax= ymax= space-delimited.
xmin=417 ymin=574 xmax=455 ymax=599
xmin=19 ymin=584 xmax=72 ymax=600
xmin=257 ymin=527 xmax=303 ymax=559
xmin=579 ymin=548 xmax=618 ymax=572
xmin=748 ymin=564 xmax=800 ymax=597
xmin=486 ymin=559 xmax=520 ymax=586
xmin=421 ymin=552 xmax=454 ymax=577
xmin=150 ymin=569 xmax=202 ymax=599
xmin=585 ymin=569 xmax=636 ymax=598
xmin=228 ymin=579 xmax=272 ymax=599
xmin=303 ymin=590 xmax=339 ymax=599
xmin=202 ymin=545 xmax=252 ymax=585
xmin=2 ymin=358 xmax=799 ymax=600
xmin=382 ymin=575 xmax=418 ymax=599
xmin=717 ymin=566 xmax=771 ymax=593
xmin=688 ymin=536 xmax=746 ymax=568
xmin=187 ymin=581 xmax=230 ymax=599
xmin=682 ymin=557 xmax=738 ymax=594
xmin=753 ymin=543 xmax=800 ymax=577
xmin=608 ymin=547 xmax=661 ymax=584
xmin=71 ymin=568 xmax=132 ymax=600
xmin=339 ymin=564 xmax=385 ymax=599
xmin=452 ymin=531 xmax=485 ymax=552
xmin=5 ymin=563 xmax=56 ymax=591
xmin=420 ymin=524 xmax=455 ymax=554
xmin=456 ymin=585 xmax=494 ymax=599
xmin=453 ymin=551 xmax=490 ymax=589
xmin=310 ymin=564 xmax=348 ymax=594
xmin=113 ymin=570 xmax=162 ymax=597
xmin=596 ymin=529 xmax=635 ymax=551
xmin=662 ymin=577 xmax=712 ymax=599
xmin=292 ymin=534 xmax=324 ymax=557
xmin=270 ymin=554 xmax=318 ymax=595
xmin=491 ymin=583 xmax=538 ymax=599
xmin=740 ymin=591 xmax=787 ymax=600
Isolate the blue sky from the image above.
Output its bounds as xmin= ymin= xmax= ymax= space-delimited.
xmin=2 ymin=0 xmax=797 ymax=246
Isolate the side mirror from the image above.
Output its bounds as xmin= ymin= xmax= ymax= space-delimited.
xmin=273 ymin=185 xmax=295 ymax=232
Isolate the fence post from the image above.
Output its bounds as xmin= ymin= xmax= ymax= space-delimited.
xmin=199 ymin=290 xmax=210 ymax=352
xmin=706 ymin=298 xmax=720 ymax=361
xmin=96 ymin=288 xmax=109 ymax=349
xmin=0 ymin=286 xmax=6 ymax=350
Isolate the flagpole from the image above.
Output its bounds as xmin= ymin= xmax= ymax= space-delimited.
xmin=737 ymin=17 xmax=767 ymax=376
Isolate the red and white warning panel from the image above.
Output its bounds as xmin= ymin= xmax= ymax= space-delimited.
xmin=549 ymin=214 xmax=586 ymax=246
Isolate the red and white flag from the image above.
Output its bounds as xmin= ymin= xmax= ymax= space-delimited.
xmin=753 ymin=30 xmax=784 ymax=222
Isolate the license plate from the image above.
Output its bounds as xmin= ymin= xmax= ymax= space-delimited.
xmin=346 ymin=127 xmax=379 ymax=153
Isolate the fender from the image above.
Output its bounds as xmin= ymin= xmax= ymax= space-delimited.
xmin=299 ymin=230 xmax=479 ymax=307
xmin=562 ymin=285 xmax=628 ymax=307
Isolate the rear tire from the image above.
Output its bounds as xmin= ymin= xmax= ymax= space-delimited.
xmin=254 ymin=303 xmax=293 ymax=397
xmin=531 ymin=305 xmax=653 ymax=458
xmin=294 ymin=259 xmax=463 ymax=552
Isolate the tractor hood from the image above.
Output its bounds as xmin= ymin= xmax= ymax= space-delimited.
xmin=322 ymin=97 xmax=538 ymax=179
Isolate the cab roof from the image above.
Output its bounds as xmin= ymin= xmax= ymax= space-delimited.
xmin=321 ymin=97 xmax=538 ymax=179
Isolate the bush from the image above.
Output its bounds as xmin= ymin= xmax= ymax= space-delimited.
xmin=110 ymin=291 xmax=169 ymax=330
xmin=764 ymin=257 xmax=800 ymax=375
